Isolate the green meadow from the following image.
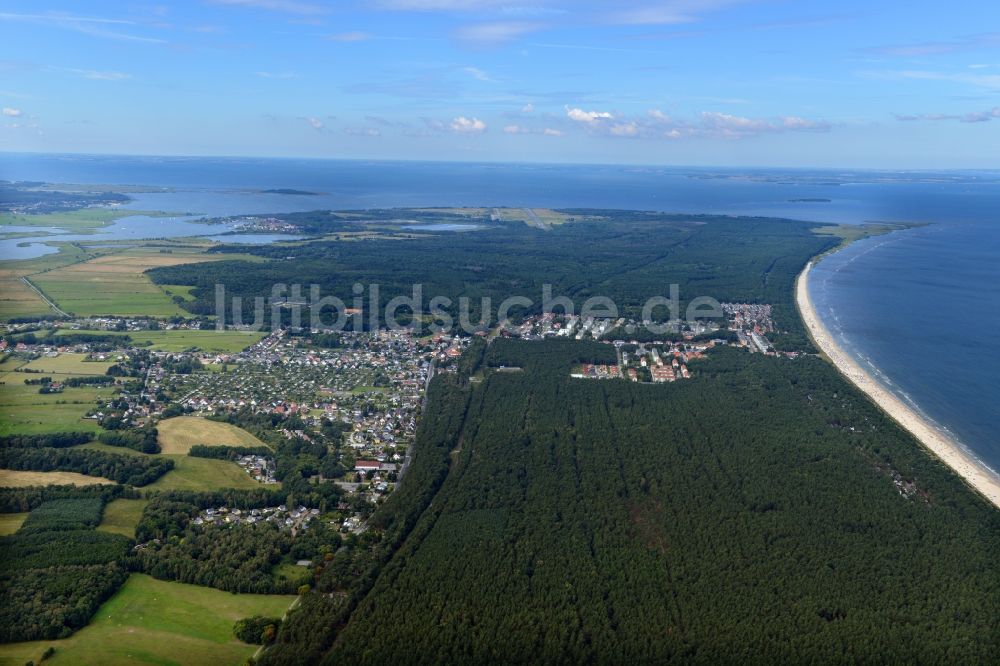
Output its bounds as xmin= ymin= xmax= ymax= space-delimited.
xmin=148 ymin=455 xmax=260 ymax=492
xmin=0 ymin=574 xmax=296 ymax=666
xmin=0 ymin=512 xmax=28 ymax=535
xmin=157 ymin=416 xmax=270 ymax=454
xmin=53 ymin=328 xmax=266 ymax=353
xmin=97 ymin=498 xmax=150 ymax=539
xmin=0 ymin=354 xmax=117 ymax=435
xmin=0 ymin=244 xmax=98 ymax=320
xmin=72 ymin=442 xmax=260 ymax=492
xmin=0 ymin=209 xmax=174 ymax=233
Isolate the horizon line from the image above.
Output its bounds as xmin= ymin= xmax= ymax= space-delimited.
xmin=3 ymin=150 xmax=999 ymax=174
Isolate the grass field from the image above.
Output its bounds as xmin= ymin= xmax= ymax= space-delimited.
xmin=0 ymin=209 xmax=173 ymax=233
xmin=0 ymin=512 xmax=28 ymax=535
xmin=0 ymin=353 xmax=117 ymax=435
xmin=31 ymin=250 xmax=208 ymax=317
xmin=0 ymin=574 xmax=296 ymax=666
xmin=812 ymin=222 xmax=915 ymax=247
xmin=73 ymin=438 xmax=260 ymax=491
xmin=19 ymin=353 xmax=116 ymax=376
xmin=149 ymin=455 xmax=260 ymax=491
xmin=97 ymin=498 xmax=149 ymax=538
xmin=495 ymin=207 xmax=583 ymax=228
xmin=0 ymin=382 xmax=113 ymax=435
xmin=0 ymin=470 xmax=114 ymax=487
xmin=159 ymin=284 xmax=197 ymax=301
xmin=157 ymin=416 xmax=269 ymax=454
xmin=273 ymin=562 xmax=311 ymax=582
xmin=53 ymin=328 xmax=265 ymax=353
xmin=0 ymin=244 xmax=97 ymax=320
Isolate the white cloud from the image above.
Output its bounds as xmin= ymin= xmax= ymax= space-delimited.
xmin=647 ymin=109 xmax=672 ymax=123
xmin=303 ymin=116 xmax=324 ymax=130
xmin=344 ymin=126 xmax=381 ymax=136
xmin=0 ymin=11 xmax=167 ymax=43
xmin=3 ymin=107 xmax=23 ymax=117
xmin=963 ymin=107 xmax=1000 ymax=122
xmin=699 ymin=111 xmax=770 ymax=134
xmin=865 ymin=69 xmax=1000 ymax=90
xmin=902 ymin=70 xmax=1000 ymax=89
xmin=566 ymin=107 xmax=614 ymax=123
xmin=455 ymin=21 xmax=541 ymax=45
xmin=210 ymin=0 xmax=328 ymax=15
xmin=327 ymin=31 xmax=371 ymax=42
xmin=504 ymin=124 xmax=563 ymax=137
xmin=781 ymin=116 xmax=830 ymax=131
xmin=376 ymin=0 xmax=512 ymax=9
xmin=609 ymin=121 xmax=639 ymax=137
xmin=63 ymin=68 xmax=130 ymax=80
xmin=868 ymin=33 xmax=1000 ymax=58
xmin=521 ymin=103 xmax=534 ymax=113
xmin=565 ymin=106 xmax=831 ymax=140
xmin=450 ymin=116 xmax=487 ymax=134
xmin=463 ymin=66 xmax=493 ymax=81
xmin=610 ymin=7 xmax=693 ymax=25
xmin=606 ymin=0 xmax=745 ymax=26
xmin=895 ymin=106 xmax=1000 ymax=123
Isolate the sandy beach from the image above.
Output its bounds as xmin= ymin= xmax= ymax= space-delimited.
xmin=797 ymin=260 xmax=1000 ymax=510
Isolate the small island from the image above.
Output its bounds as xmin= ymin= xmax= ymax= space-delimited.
xmin=788 ymin=197 xmax=832 ymax=202
xmin=261 ymin=188 xmax=319 ymax=196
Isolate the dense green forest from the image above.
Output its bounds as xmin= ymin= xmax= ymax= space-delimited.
xmin=128 ymin=490 xmax=335 ymax=594
xmin=263 ymin=340 xmax=999 ymax=664
xmin=0 ymin=495 xmax=130 ymax=641
xmin=0 ymin=484 xmax=127 ymax=513
xmin=0 ymin=432 xmax=92 ymax=449
xmin=0 ymin=447 xmax=173 ymax=486
xmin=148 ymin=211 xmax=835 ymax=351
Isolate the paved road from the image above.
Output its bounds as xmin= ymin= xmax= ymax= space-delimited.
xmin=20 ymin=276 xmax=70 ymax=317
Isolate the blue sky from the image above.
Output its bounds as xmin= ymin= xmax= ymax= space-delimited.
xmin=1 ymin=0 xmax=999 ymax=167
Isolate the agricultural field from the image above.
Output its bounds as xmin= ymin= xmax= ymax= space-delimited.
xmin=0 ymin=470 xmax=114 ymax=487
xmin=0 ymin=574 xmax=296 ymax=666
xmin=0 ymin=353 xmax=117 ymax=435
xmin=30 ymin=250 xmax=211 ymax=317
xmin=0 ymin=244 xmax=98 ymax=320
xmin=53 ymin=328 xmax=266 ymax=353
xmin=97 ymin=498 xmax=150 ymax=538
xmin=148 ymin=455 xmax=260 ymax=491
xmin=0 ymin=512 xmax=28 ymax=535
xmin=157 ymin=416 xmax=269 ymax=454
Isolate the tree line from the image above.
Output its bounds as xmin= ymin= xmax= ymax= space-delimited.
xmin=0 ymin=447 xmax=173 ymax=486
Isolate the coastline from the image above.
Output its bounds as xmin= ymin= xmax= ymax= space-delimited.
xmin=796 ymin=259 xmax=1000 ymax=510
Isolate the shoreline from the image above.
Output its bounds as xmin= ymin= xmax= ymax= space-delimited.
xmin=796 ymin=259 xmax=1000 ymax=510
